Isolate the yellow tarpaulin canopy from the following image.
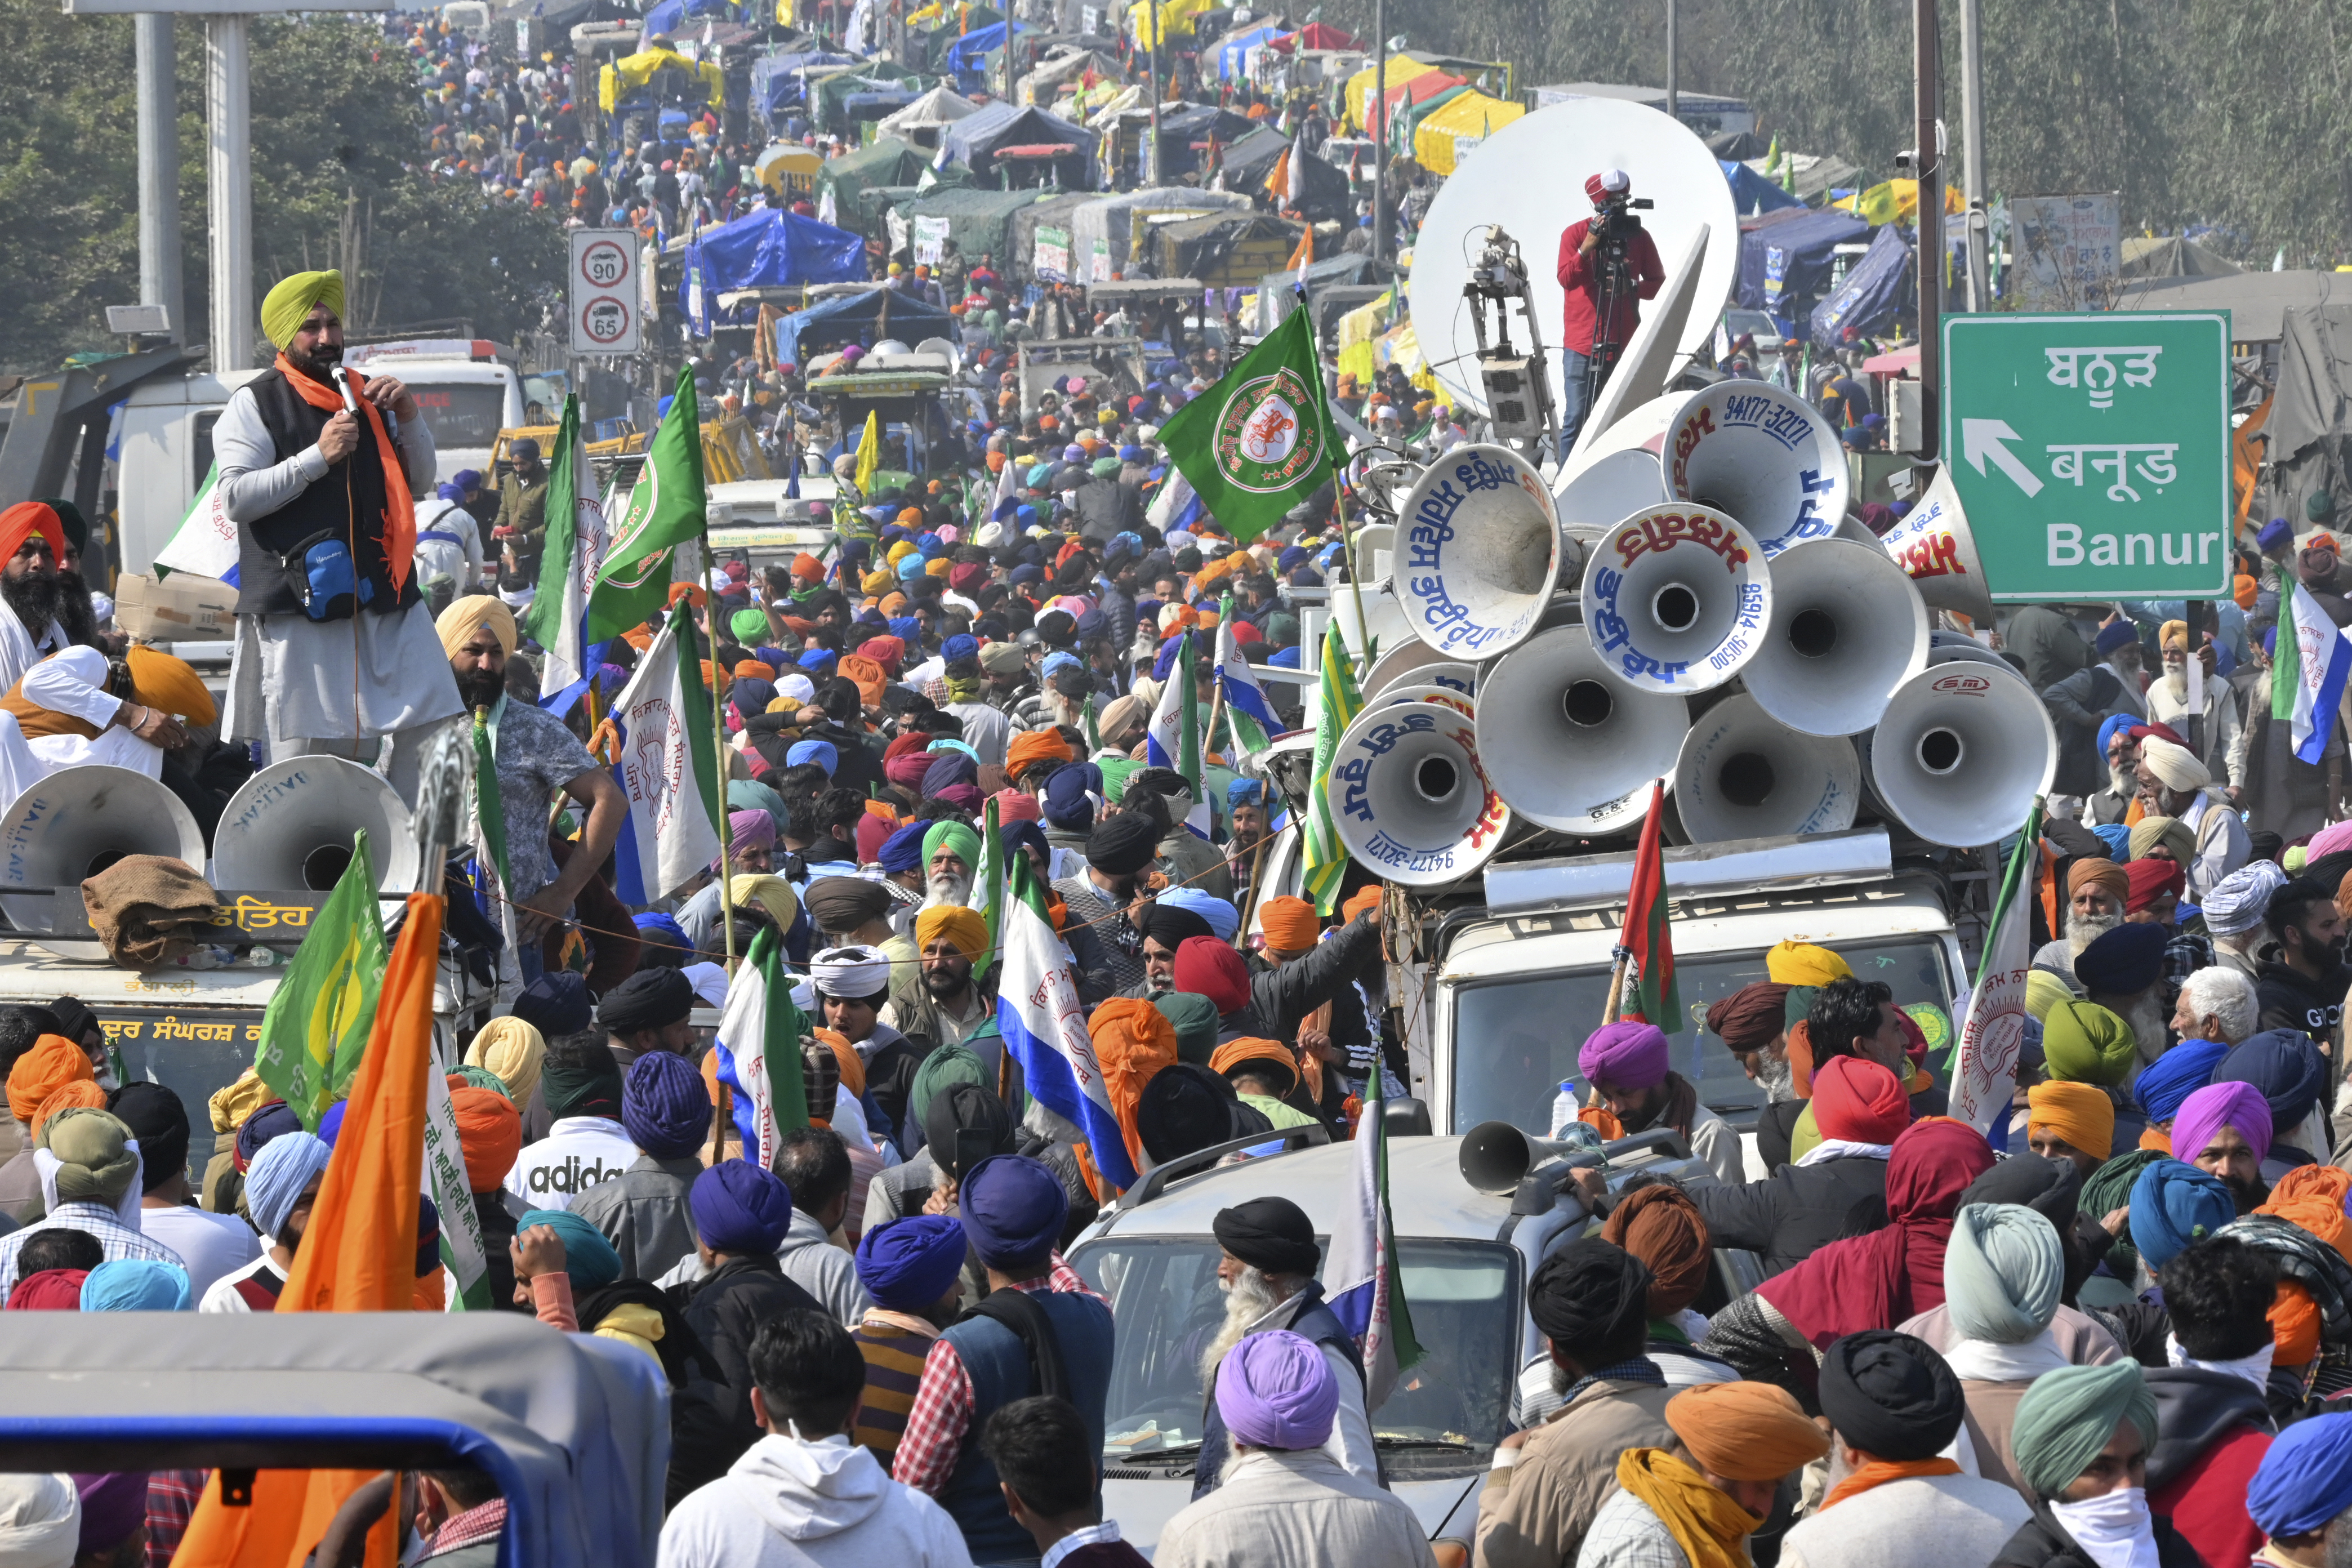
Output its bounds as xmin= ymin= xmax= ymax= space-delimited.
xmin=1412 ymin=90 xmax=1524 ymax=175
xmin=1343 ymin=56 xmax=1439 ymax=131
xmin=1830 ymin=177 xmax=1963 ymax=226
xmin=598 ymin=46 xmax=725 ymax=113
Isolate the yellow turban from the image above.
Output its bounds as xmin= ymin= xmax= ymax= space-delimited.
xmin=260 ymin=269 xmax=346 ymax=351
xmin=1766 ymin=941 xmax=1852 ymax=987
xmin=2027 ymin=1079 xmax=2114 ymax=1161
xmin=916 ymin=904 xmax=989 ymax=963
xmin=465 ymin=1015 xmax=546 ymax=1106
xmin=436 ymin=594 xmax=518 ymax=661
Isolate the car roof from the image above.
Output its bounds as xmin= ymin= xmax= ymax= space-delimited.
xmin=1089 ymin=1134 xmax=1509 ymax=1244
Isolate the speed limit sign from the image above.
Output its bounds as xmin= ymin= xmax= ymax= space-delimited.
xmin=569 ymin=229 xmax=642 ymax=354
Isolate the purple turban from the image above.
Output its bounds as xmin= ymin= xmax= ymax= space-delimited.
xmin=855 ymin=1214 xmax=968 ymax=1311
xmin=1216 ymin=1328 xmax=1339 ymax=1450
xmin=2170 ymin=1081 xmax=2273 ymax=1166
xmin=622 ymin=1050 xmax=712 ymax=1160
xmin=1578 ymin=1021 xmax=1672 ymax=1091
xmin=692 ymin=1159 xmax=795 ymax=1254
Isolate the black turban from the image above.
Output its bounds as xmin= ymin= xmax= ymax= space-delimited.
xmin=1527 ymin=1236 xmax=1652 ymax=1355
xmin=542 ymin=1049 xmax=625 ymax=1122
xmin=1143 ymin=902 xmax=1215 ymax=950
xmin=924 ymin=1083 xmax=1018 ymax=1178
xmin=803 ymin=875 xmax=892 ymax=935
xmin=1086 ymin=811 xmax=1161 ymax=876
xmin=1962 ymin=1152 xmax=2082 ymax=1232
xmin=1818 ymin=1330 xmax=1966 ymax=1460
xmin=107 ymin=1080 xmax=190 ymax=1193
xmin=1137 ymin=1062 xmax=1244 ymax=1163
xmin=1214 ymin=1196 xmax=1321 ymax=1276
xmin=597 ymin=966 xmax=696 ymax=1036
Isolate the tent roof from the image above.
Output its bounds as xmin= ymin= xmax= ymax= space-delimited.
xmin=2112 ymin=270 xmax=2352 ymax=341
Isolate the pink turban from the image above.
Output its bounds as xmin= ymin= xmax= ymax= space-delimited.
xmin=1579 ymin=1021 xmax=1671 ymax=1091
xmin=2172 ymin=1081 xmax=2273 ymax=1167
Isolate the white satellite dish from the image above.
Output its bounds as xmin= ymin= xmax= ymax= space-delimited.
xmin=1407 ymin=99 xmax=1740 ymax=419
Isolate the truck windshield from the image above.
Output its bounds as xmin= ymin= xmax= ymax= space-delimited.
xmin=404 ymin=383 xmax=509 ymax=449
xmin=1069 ymin=1236 xmax=1517 ymax=1466
xmin=1449 ymin=936 xmax=1956 ymax=1133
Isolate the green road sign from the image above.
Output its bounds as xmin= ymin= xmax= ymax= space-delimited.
xmin=1941 ymin=311 xmax=2233 ymax=600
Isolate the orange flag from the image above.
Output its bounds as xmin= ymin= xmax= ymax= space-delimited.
xmin=172 ymin=894 xmax=444 ymax=1568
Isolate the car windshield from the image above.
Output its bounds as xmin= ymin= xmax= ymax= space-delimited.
xmin=404 ymin=383 xmax=509 ymax=448
xmin=1068 ymin=1236 xmax=1517 ymax=1465
xmin=1449 ymin=936 xmax=1957 ymax=1133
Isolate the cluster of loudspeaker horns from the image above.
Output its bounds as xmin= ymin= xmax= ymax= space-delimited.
xmin=1322 ymin=379 xmax=2060 ymax=890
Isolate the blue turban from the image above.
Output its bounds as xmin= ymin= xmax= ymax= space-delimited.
xmin=942 ymin=634 xmax=979 ymax=663
xmin=2094 ymin=714 xmax=2137 ymax=765
xmin=787 ymin=740 xmax=840 ymax=777
xmin=318 ymin=1101 xmax=348 ymax=1147
xmin=622 ymin=1050 xmax=712 ymax=1161
xmin=1000 ymin=819 xmax=1048 ymax=868
xmin=2128 ymin=1159 xmax=2235 ymax=1270
xmin=2259 ymin=516 xmax=2293 ymax=552
xmin=692 ymin=1159 xmax=794 ymax=1254
xmin=2095 ymin=621 xmax=2139 ymax=657
xmin=513 ymin=972 xmax=591 ymax=1037
xmin=2135 ymin=1038 xmax=2229 ymax=1122
xmin=1160 ymin=887 xmax=1239 ymax=943
xmin=879 ymin=821 xmax=929 ymax=874
xmin=2249 ymin=1411 xmax=2352 ymax=1538
xmin=82 ymin=1258 xmax=191 ymax=1311
xmin=2091 ymin=823 xmax=2131 ymax=859
xmin=855 ymin=1214 xmax=968 ymax=1311
xmin=2073 ymin=923 xmax=2167 ymax=996
xmin=958 ymin=1154 xmax=1067 ymax=1268
xmin=516 ymin=1207 xmax=622 ymax=1289
xmin=1043 ymin=763 xmax=1101 ymax=831
xmin=1228 ymin=778 xmax=1267 ymax=809
xmin=246 ymin=1130 xmax=332 ymax=1241
xmin=634 ymin=912 xmax=691 ymax=951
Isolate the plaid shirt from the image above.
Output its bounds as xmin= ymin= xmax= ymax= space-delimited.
xmin=892 ymin=1256 xmax=1106 ymax=1495
xmin=0 ymin=1202 xmax=184 ymax=1305
xmin=145 ymin=1471 xmax=207 ymax=1568
xmin=422 ymin=1498 xmax=507 ymax=1560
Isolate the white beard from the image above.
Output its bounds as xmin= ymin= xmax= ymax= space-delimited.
xmin=2070 ymin=910 xmax=2123 ymax=957
xmin=1199 ymin=1268 xmax=1287 ymax=1386
xmin=924 ymin=871 xmax=972 ymax=908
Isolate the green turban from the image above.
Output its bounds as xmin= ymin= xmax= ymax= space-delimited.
xmin=923 ymin=818 xmax=981 ymax=872
xmin=2041 ymin=1000 xmax=2138 ymax=1087
xmin=39 ymin=1107 xmax=138 ymax=1207
xmin=261 ymin=269 xmax=346 ymax=351
xmin=730 ymin=608 xmax=770 ymax=642
xmin=2010 ymin=1361 xmax=2159 ymax=1499
xmin=1153 ymin=990 xmax=1219 ymax=1066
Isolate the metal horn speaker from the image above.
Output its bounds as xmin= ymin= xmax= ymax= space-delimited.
xmin=1672 ymin=692 xmax=1862 ymax=844
xmin=1395 ymin=445 xmax=1561 ymax=661
xmin=1878 ymin=464 xmax=1997 ymax=622
xmin=0 ymin=764 xmax=206 ymax=960
xmin=1865 ymin=664 xmax=2059 ymax=848
xmin=1477 ymin=625 xmax=1689 ymax=835
xmin=1327 ymin=695 xmax=1511 ymax=888
xmin=1664 ymin=381 xmax=1851 ymax=556
xmin=213 ymin=756 xmax=422 ymax=893
xmin=1578 ymin=503 xmax=1772 ymax=696
xmin=1742 ymin=538 xmax=1931 ymax=736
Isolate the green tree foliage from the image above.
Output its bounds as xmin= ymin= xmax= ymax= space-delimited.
xmin=0 ymin=0 xmax=562 ymax=372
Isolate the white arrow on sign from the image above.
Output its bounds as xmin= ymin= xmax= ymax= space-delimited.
xmin=1961 ymin=418 xmax=2044 ymax=498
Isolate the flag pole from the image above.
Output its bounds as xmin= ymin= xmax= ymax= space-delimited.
xmin=702 ymin=554 xmax=739 ymax=972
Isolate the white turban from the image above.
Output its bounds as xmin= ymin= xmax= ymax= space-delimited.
xmin=809 ymin=944 xmax=893 ymax=1000
xmin=2139 ymin=736 xmax=2210 ymax=793
xmin=0 ymin=1475 xmax=79 ymax=1568
xmin=2203 ymin=859 xmax=2288 ymax=938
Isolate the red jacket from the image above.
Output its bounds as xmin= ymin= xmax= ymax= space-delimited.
xmin=1557 ymin=217 xmax=1665 ymax=357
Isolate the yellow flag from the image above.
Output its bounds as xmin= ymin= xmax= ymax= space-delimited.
xmin=854 ymin=410 xmax=881 ymax=495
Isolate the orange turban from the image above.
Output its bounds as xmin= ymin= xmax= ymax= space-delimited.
xmin=29 ymin=1081 xmax=104 ymax=1141
xmin=7 ymin=1035 xmax=92 ymax=1125
xmin=1008 ymin=728 xmax=1075 ymax=778
xmin=1090 ymin=997 xmax=1178 ymax=1171
xmin=1663 ymin=1382 xmax=1830 ymax=1481
xmin=447 ymin=1081 xmax=522 ymax=1192
xmin=0 ymin=504 xmax=66 ymax=567
xmin=1258 ymin=896 xmax=1320 ymax=952
xmin=1209 ymin=1036 xmax=1299 ymax=1098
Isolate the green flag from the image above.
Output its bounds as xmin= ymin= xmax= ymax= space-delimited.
xmin=590 ymin=366 xmax=707 ymax=639
xmin=253 ymin=831 xmax=388 ymax=1130
xmin=1303 ymin=622 xmax=1364 ymax=915
xmin=1157 ymin=304 xmax=1339 ymax=544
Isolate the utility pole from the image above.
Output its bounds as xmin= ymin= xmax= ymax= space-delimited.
xmin=136 ymin=14 xmax=183 ymax=341
xmin=207 ymin=16 xmax=255 ymax=370
xmin=1958 ymin=0 xmax=1990 ymax=311
xmin=1664 ymin=0 xmax=1677 ymax=123
xmin=1913 ymin=0 xmax=1941 ymax=460
xmin=1370 ymin=0 xmax=1386 ymax=268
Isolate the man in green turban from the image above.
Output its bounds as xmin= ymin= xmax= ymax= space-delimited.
xmin=215 ymin=269 xmax=461 ymax=807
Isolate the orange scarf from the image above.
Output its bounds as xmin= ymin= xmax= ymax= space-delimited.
xmin=1614 ymin=1449 xmax=1758 ymax=1568
xmin=1821 ymin=1457 xmax=1961 ymax=1511
xmin=273 ymin=352 xmax=416 ymax=596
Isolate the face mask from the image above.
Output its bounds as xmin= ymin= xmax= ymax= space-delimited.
xmin=2047 ymin=1487 xmax=2160 ymax=1568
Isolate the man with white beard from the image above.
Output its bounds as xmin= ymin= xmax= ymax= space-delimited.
xmin=2031 ymin=859 xmax=2130 ymax=993
xmin=1189 ymin=1198 xmax=1377 ymax=1498
xmin=2144 ymin=621 xmax=2244 ymax=798
xmin=2135 ymin=734 xmax=2252 ymax=901
xmin=2072 ymin=923 xmax=2175 ymax=1069
xmin=919 ymin=818 xmax=978 ymax=910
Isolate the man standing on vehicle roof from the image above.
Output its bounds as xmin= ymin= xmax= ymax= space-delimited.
xmin=213 ymin=270 xmax=464 ymax=807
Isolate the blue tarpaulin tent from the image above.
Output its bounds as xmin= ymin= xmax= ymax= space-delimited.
xmin=1810 ymin=223 xmax=1911 ymax=348
xmin=681 ymin=210 xmax=868 ymax=335
xmin=1721 ymin=160 xmax=1804 ymax=217
xmin=773 ymin=288 xmax=955 ymax=367
xmin=1735 ymin=208 xmax=1871 ymax=314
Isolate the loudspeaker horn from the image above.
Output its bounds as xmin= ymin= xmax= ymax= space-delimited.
xmin=1395 ymin=445 xmax=1561 ymax=661
xmin=1878 ymin=464 xmax=1997 ymax=622
xmin=0 ymin=764 xmax=206 ymax=960
xmin=1672 ymin=692 xmax=1862 ymax=844
xmin=1578 ymin=503 xmax=1772 ymax=695
xmin=1663 ymin=381 xmax=1851 ymax=557
xmin=1460 ymin=1119 xmax=1592 ymax=1194
xmin=1865 ymin=664 xmax=2059 ymax=848
xmin=213 ymin=756 xmax=422 ymax=893
xmin=1477 ymin=624 xmax=1689 ymax=834
xmin=1741 ymin=538 xmax=1931 ymax=736
xmin=1327 ymin=696 xmax=1511 ymax=888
